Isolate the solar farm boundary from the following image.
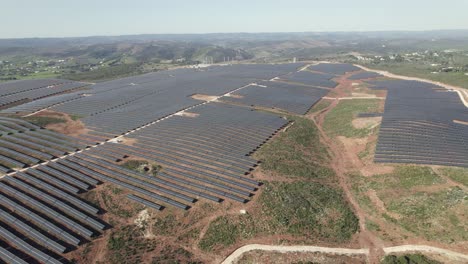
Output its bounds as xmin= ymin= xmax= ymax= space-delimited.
xmin=354 ymin=64 xmax=468 ymax=108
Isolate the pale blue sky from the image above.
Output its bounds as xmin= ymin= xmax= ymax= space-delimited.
xmin=1 ymin=0 xmax=468 ymax=38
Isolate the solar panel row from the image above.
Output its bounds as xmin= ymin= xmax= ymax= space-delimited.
xmin=369 ymin=80 xmax=468 ymax=167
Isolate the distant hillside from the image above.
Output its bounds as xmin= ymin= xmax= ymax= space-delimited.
xmin=2 ymin=30 xmax=468 ymax=82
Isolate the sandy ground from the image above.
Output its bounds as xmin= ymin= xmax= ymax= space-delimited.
xmin=191 ymin=94 xmax=219 ymax=101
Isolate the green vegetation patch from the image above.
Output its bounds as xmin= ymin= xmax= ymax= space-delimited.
xmin=439 ymin=167 xmax=468 ymax=187
xmin=121 ymin=159 xmax=162 ymax=176
xmin=199 ymin=216 xmax=245 ymax=251
xmin=308 ymin=99 xmax=332 ymax=114
xmin=372 ymin=166 xmax=445 ymax=190
xmin=100 ymin=185 xmax=144 ymax=218
xmin=381 ymin=254 xmax=441 ymax=264
xmin=199 ymin=181 xmax=358 ymax=251
xmin=323 ymin=99 xmax=381 ymax=138
xmin=260 ymin=181 xmax=358 ymax=240
xmin=364 ymin=62 xmax=468 ymax=90
xmin=61 ymin=63 xmax=143 ymax=82
xmin=386 ymin=187 xmax=467 ymax=243
xmin=254 ymin=116 xmax=334 ymax=180
xmin=151 ymin=245 xmax=201 ymax=264
xmin=107 ymin=225 xmax=157 ymax=264
xmin=23 ymin=116 xmax=65 ymax=127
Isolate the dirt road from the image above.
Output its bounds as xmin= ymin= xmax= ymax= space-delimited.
xmin=221 ymin=244 xmax=369 ymax=264
xmin=355 ymin=64 xmax=468 ymax=108
xmin=221 ymin=244 xmax=468 ymax=264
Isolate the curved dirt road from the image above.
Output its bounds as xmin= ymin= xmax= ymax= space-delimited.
xmin=221 ymin=244 xmax=468 ymax=264
xmin=221 ymin=244 xmax=369 ymax=264
xmin=354 ymin=64 xmax=468 ymax=108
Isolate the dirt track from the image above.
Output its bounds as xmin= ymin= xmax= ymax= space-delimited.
xmin=354 ymin=64 xmax=468 ymax=108
xmin=221 ymin=244 xmax=468 ymax=264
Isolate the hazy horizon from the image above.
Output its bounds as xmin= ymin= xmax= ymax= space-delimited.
xmin=2 ymin=0 xmax=468 ymax=38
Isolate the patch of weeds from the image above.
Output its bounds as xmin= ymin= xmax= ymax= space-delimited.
xmin=121 ymin=159 xmax=162 ymax=175
xmin=199 ymin=181 xmax=358 ymax=252
xmin=381 ymin=254 xmax=441 ymax=264
xmin=371 ymin=166 xmax=445 ymax=190
xmin=323 ymin=99 xmax=380 ymax=138
xmin=107 ymin=225 xmax=158 ymax=264
xmin=439 ymin=167 xmax=468 ymax=187
xmin=23 ymin=116 xmax=65 ymax=127
xmin=254 ymin=116 xmax=334 ymax=180
xmin=387 ymin=187 xmax=467 ymax=243
xmin=308 ymin=99 xmax=331 ymax=114
xmin=260 ymin=181 xmax=358 ymax=241
xmin=151 ymin=245 xmax=201 ymax=264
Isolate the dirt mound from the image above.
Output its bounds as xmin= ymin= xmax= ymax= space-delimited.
xmin=191 ymin=94 xmax=218 ymax=101
xmin=34 ymin=110 xmax=88 ymax=136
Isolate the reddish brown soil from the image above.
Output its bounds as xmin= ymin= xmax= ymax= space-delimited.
xmin=34 ymin=110 xmax=89 ymax=136
xmin=304 ymin=73 xmax=387 ymax=263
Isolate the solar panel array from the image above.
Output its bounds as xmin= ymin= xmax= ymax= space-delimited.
xmin=0 ymin=118 xmax=90 ymax=172
xmin=0 ymin=63 xmax=466 ymax=262
xmin=278 ymin=71 xmax=338 ymax=88
xmin=0 ymin=79 xmax=87 ymax=108
xmin=98 ymin=103 xmax=288 ymax=203
xmin=47 ymin=64 xmax=303 ymax=137
xmin=0 ymin=64 xmax=312 ymax=262
xmin=348 ymin=71 xmax=382 ymax=80
xmin=221 ymin=81 xmax=329 ymax=114
xmin=369 ymin=80 xmax=468 ymax=167
xmin=308 ymin=63 xmax=361 ymax=75
xmin=1 ymin=91 xmax=85 ymax=115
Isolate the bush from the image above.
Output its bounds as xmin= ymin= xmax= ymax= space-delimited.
xmin=381 ymin=254 xmax=441 ymax=264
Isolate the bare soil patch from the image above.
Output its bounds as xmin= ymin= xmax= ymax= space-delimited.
xmin=352 ymin=117 xmax=382 ymax=129
xmin=367 ymin=190 xmax=402 ymax=219
xmin=109 ymin=137 xmax=138 ymax=146
xmin=225 ymin=94 xmax=244 ymax=99
xmin=35 ymin=110 xmax=88 ymax=136
xmin=351 ymin=92 xmax=378 ymax=98
xmin=176 ymin=111 xmax=200 ymax=118
xmin=191 ymin=94 xmax=218 ymax=101
xmin=453 ymin=119 xmax=468 ymax=125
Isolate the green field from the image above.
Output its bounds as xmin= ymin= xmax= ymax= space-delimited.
xmin=254 ymin=116 xmax=333 ymax=180
xmin=363 ymin=62 xmax=468 ymax=90
xmin=351 ymin=166 xmax=467 ymax=243
xmin=439 ymin=167 xmax=468 ymax=186
xmin=199 ymin=181 xmax=359 ymax=251
xmin=323 ymin=99 xmax=381 ymax=138
xmin=199 ymin=115 xmax=358 ymax=252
